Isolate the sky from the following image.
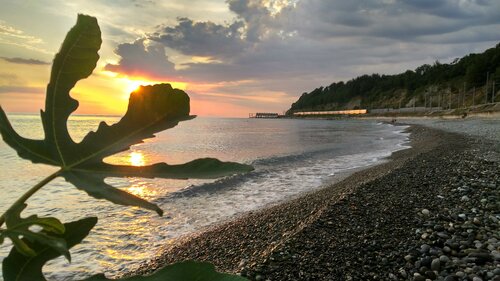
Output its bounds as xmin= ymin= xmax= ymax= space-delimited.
xmin=0 ymin=0 xmax=499 ymax=117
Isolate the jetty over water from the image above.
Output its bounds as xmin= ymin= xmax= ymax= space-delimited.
xmin=293 ymin=109 xmax=367 ymax=116
xmin=249 ymin=112 xmax=280 ymax=118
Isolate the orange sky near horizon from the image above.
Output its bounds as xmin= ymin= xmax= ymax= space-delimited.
xmin=3 ymin=2 xmax=495 ymax=118
xmin=0 ymin=58 xmax=275 ymax=118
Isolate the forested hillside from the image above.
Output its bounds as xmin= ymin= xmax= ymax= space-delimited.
xmin=288 ymin=43 xmax=500 ymax=114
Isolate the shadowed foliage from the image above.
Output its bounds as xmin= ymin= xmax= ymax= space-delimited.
xmin=84 ymin=261 xmax=248 ymax=281
xmin=2 ymin=217 xmax=97 ymax=281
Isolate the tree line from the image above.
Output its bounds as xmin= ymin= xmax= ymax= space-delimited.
xmin=288 ymin=42 xmax=500 ymax=113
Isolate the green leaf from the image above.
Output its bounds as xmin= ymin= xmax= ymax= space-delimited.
xmin=2 ymin=217 xmax=97 ymax=281
xmin=0 ymin=204 xmax=68 ymax=260
xmin=0 ymin=14 xmax=101 ymax=167
xmin=0 ymin=14 xmax=253 ymax=216
xmin=0 ymin=108 xmax=56 ymax=165
xmin=61 ymin=158 xmax=252 ymax=216
xmin=77 ymin=158 xmax=254 ymax=179
xmin=63 ymin=171 xmax=163 ymax=216
xmin=41 ymin=14 xmax=102 ymax=168
xmin=83 ymin=261 xmax=248 ymax=281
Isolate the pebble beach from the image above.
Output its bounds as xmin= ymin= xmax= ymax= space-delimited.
xmin=136 ymin=119 xmax=499 ymax=281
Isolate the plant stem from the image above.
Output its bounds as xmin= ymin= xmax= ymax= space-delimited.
xmin=0 ymin=169 xmax=62 ymax=227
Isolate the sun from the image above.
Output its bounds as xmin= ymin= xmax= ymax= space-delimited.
xmin=101 ymin=71 xmax=190 ymax=99
xmin=129 ymin=152 xmax=145 ymax=166
xmin=124 ymin=79 xmax=151 ymax=94
xmin=121 ymin=78 xmax=188 ymax=96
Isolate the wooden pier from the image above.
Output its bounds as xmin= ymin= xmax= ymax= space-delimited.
xmin=249 ymin=112 xmax=280 ymax=118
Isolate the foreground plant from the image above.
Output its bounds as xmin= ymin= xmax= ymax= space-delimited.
xmin=0 ymin=14 xmax=251 ymax=280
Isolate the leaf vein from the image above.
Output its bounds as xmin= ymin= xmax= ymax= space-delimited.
xmin=51 ymin=23 xmax=91 ymax=167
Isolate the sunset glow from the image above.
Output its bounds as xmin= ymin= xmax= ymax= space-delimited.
xmin=0 ymin=3 xmax=498 ymax=281
xmin=116 ymin=76 xmax=188 ymax=97
xmin=125 ymin=80 xmax=144 ymax=94
xmin=0 ymin=1 xmax=497 ymax=117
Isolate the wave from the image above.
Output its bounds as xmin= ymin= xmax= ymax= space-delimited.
xmin=162 ymin=140 xmax=409 ymax=200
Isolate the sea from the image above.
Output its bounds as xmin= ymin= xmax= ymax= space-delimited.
xmin=0 ymin=114 xmax=410 ymax=280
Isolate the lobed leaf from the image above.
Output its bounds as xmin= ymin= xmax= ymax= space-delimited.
xmin=63 ymin=171 xmax=163 ymax=216
xmin=0 ymin=204 xmax=68 ymax=260
xmin=41 ymin=14 xmax=102 ymax=167
xmin=0 ymin=15 xmax=253 ymax=217
xmin=0 ymin=108 xmax=56 ymax=165
xmin=83 ymin=261 xmax=249 ymax=281
xmin=78 ymin=158 xmax=254 ymax=180
xmin=2 ymin=217 xmax=98 ymax=281
xmin=0 ymin=15 xmax=102 ymax=168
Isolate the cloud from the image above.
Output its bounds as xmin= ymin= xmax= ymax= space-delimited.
xmin=104 ymin=39 xmax=176 ymax=79
xmin=0 ymin=86 xmax=44 ymax=94
xmin=103 ymin=0 xmax=500 ymax=110
xmin=1 ymin=57 xmax=49 ymax=65
xmin=227 ymin=0 xmax=276 ymax=41
xmin=0 ymin=73 xmax=21 ymax=85
xmin=0 ymin=21 xmax=43 ymax=44
xmin=0 ymin=20 xmax=51 ymax=55
xmin=150 ymin=17 xmax=247 ymax=59
xmin=286 ymin=0 xmax=500 ymax=41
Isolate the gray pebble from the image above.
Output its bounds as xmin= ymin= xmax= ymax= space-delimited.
xmin=431 ymin=258 xmax=441 ymax=271
xmin=399 ymin=268 xmax=408 ymax=278
xmin=439 ymin=255 xmax=450 ymax=264
xmin=420 ymin=244 xmax=431 ymax=253
xmin=413 ymin=273 xmax=426 ymax=281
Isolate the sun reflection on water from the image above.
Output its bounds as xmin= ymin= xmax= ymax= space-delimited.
xmin=125 ymin=182 xmax=157 ymax=198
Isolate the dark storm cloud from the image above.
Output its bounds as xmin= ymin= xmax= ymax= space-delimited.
xmin=1 ymin=57 xmax=49 ymax=65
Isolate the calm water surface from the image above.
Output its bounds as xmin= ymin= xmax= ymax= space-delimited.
xmin=0 ymin=115 xmax=409 ymax=280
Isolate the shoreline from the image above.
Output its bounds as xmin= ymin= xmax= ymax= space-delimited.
xmin=136 ymin=124 xmax=499 ymax=280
